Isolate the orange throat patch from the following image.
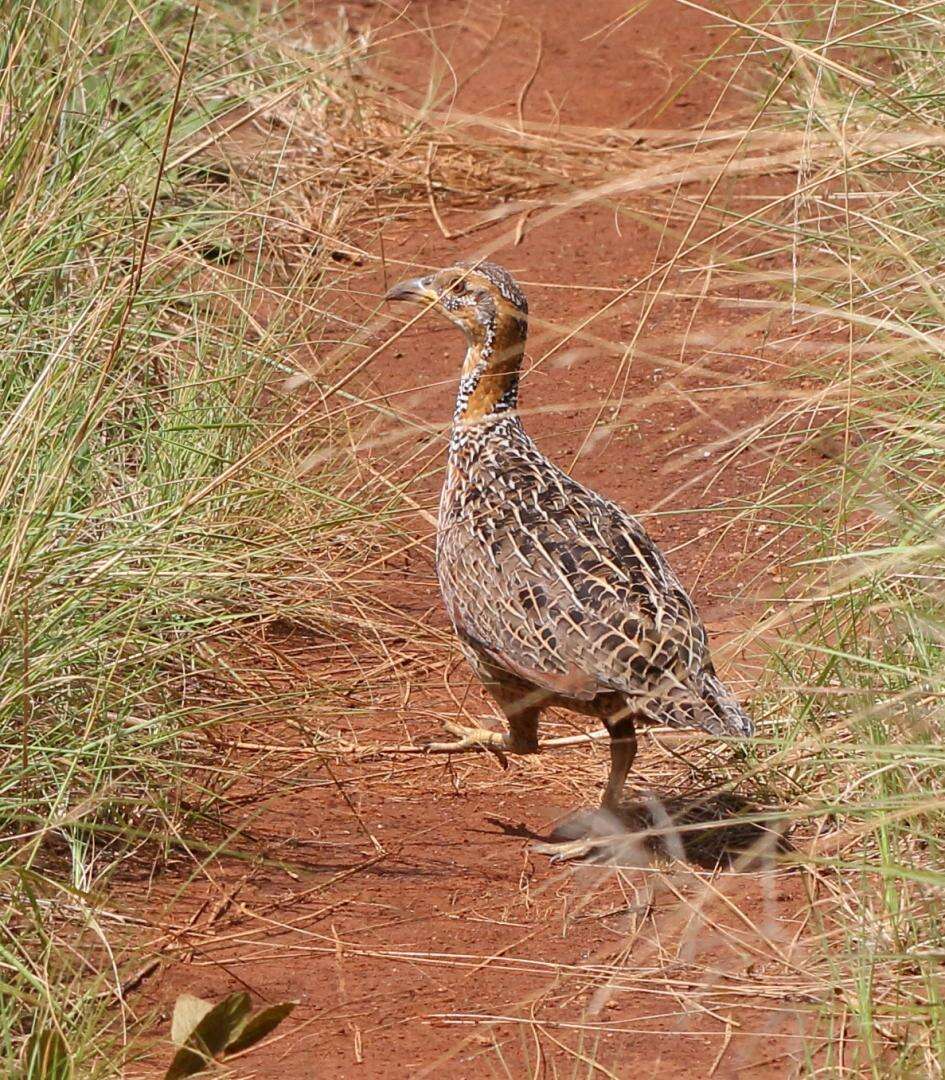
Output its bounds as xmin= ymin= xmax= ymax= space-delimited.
xmin=458 ymin=321 xmax=526 ymax=422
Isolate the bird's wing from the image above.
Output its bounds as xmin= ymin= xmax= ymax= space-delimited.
xmin=438 ymin=462 xmax=752 ymax=737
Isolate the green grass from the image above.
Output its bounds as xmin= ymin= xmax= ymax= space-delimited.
xmin=0 ymin=1 xmax=396 ymax=1073
xmin=10 ymin=0 xmax=945 ymax=1073
xmin=729 ymin=2 xmax=945 ymax=1072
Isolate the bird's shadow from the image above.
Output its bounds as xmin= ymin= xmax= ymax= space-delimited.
xmin=487 ymin=789 xmax=793 ymax=870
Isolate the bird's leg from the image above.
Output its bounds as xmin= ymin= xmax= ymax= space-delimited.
xmin=532 ymin=710 xmax=639 ymax=863
xmin=497 ymin=704 xmax=541 ymax=754
xmin=601 ymin=715 xmax=638 ymax=812
xmin=488 ymin=683 xmax=543 ymax=754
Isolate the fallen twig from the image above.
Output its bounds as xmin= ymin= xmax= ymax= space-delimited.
xmin=361 ymin=728 xmax=612 ymax=757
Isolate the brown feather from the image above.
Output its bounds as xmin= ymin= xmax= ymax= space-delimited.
xmin=430 ymin=262 xmax=754 ymax=740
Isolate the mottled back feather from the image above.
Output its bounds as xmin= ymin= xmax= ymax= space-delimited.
xmin=385 ymin=258 xmax=754 ymax=739
xmin=437 ymin=413 xmax=753 ymax=737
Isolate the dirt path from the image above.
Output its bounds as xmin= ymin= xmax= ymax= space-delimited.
xmin=140 ymin=3 xmax=813 ymax=1076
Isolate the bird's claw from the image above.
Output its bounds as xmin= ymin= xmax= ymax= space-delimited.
xmin=531 ymin=836 xmax=605 ymax=863
xmin=420 ymin=722 xmax=510 ymax=768
xmin=531 ymin=812 xmax=631 ymax=864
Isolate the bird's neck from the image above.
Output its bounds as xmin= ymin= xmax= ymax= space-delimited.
xmin=453 ymin=315 xmax=526 ymax=425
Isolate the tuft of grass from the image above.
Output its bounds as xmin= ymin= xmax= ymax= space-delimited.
xmin=0 ymin=0 xmax=402 ymax=1072
xmin=727 ymin=2 xmax=945 ymax=1072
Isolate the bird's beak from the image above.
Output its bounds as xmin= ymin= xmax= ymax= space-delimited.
xmin=384 ymin=276 xmax=435 ymax=304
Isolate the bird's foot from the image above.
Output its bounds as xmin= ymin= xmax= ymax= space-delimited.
xmin=531 ymin=808 xmax=635 ymax=865
xmin=531 ymin=835 xmax=607 ymax=863
xmin=420 ymin=721 xmax=511 ymax=766
xmin=532 ymin=831 xmax=642 ymax=864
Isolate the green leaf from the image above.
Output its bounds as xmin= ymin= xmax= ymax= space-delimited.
xmin=164 ymin=1044 xmax=208 ymax=1080
xmin=170 ymin=995 xmax=214 ymax=1046
xmin=225 ymin=1001 xmax=298 ymax=1055
xmin=164 ymin=992 xmax=252 ymax=1080
xmin=23 ymin=1026 xmax=72 ymax=1080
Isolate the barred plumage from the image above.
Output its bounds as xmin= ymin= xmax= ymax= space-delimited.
xmin=387 ymin=261 xmax=752 ymax=813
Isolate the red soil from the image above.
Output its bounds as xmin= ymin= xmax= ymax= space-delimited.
xmin=137 ymin=2 xmax=818 ymax=1076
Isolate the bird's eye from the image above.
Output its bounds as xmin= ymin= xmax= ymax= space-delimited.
xmin=450 ymin=279 xmax=468 ymax=295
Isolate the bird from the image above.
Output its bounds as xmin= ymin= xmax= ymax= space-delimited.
xmin=385 ymin=260 xmax=753 ymax=822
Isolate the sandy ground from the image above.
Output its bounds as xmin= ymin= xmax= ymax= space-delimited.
xmin=136 ymin=2 xmax=819 ymax=1076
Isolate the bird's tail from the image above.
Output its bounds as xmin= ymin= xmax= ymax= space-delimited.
xmin=698 ymin=670 xmax=754 ymax=737
xmin=643 ymin=669 xmax=754 ymax=738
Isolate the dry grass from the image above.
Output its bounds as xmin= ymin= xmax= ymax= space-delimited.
xmin=9 ymin=0 xmax=945 ymax=1075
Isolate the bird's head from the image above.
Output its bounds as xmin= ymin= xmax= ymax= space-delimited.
xmin=385 ymin=260 xmax=527 ymax=348
xmin=385 ymin=261 xmax=529 ymax=423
